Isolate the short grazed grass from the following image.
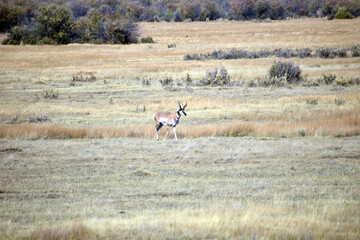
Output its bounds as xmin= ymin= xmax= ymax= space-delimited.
xmin=0 ymin=137 xmax=359 ymax=239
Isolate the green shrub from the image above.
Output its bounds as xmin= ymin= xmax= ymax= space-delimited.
xmin=268 ymin=61 xmax=302 ymax=84
xmin=335 ymin=7 xmax=354 ymax=19
xmin=5 ymin=3 xmax=141 ymax=45
xmin=36 ymin=4 xmax=74 ymax=44
xmin=72 ymin=14 xmax=139 ymax=44
xmin=5 ymin=25 xmax=24 ymax=44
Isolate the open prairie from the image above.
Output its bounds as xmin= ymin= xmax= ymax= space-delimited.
xmin=0 ymin=19 xmax=360 ymax=239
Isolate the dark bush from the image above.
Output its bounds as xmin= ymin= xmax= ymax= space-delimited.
xmin=296 ymin=48 xmax=313 ymax=58
xmin=316 ymin=47 xmax=347 ymax=58
xmin=4 ymin=25 xmax=24 ymax=44
xmin=269 ymin=1 xmax=285 ymax=20
xmin=71 ymin=11 xmax=139 ymax=44
xmin=268 ymin=61 xmax=302 ymax=84
xmin=200 ymin=0 xmax=222 ymax=21
xmin=180 ymin=1 xmax=202 ymax=21
xmin=323 ymin=74 xmax=337 ymax=85
xmin=322 ymin=0 xmax=337 ymax=19
xmin=71 ymin=16 xmax=93 ymax=43
xmin=273 ymin=48 xmax=312 ymax=58
xmin=141 ymin=36 xmax=155 ymax=43
xmin=159 ymin=77 xmax=174 ymax=87
xmin=255 ymin=0 xmax=269 ymax=19
xmin=125 ymin=2 xmax=145 ymax=21
xmin=273 ymin=48 xmax=296 ymax=58
xmin=104 ymin=19 xmax=139 ymax=44
xmin=348 ymin=44 xmax=360 ymax=57
xmin=37 ymin=88 xmax=58 ymax=100
xmin=142 ymin=78 xmax=151 ymax=86
xmin=0 ymin=4 xmax=23 ymax=33
xmin=285 ymin=0 xmax=309 ymax=17
xmin=231 ymin=0 xmax=256 ymax=20
xmin=184 ymin=53 xmax=202 ymax=61
xmin=316 ymin=47 xmax=336 ymax=58
xmin=184 ymin=45 xmax=360 ymax=62
xmin=174 ymin=11 xmax=183 ymax=22
xmin=70 ymin=2 xmax=90 ymax=19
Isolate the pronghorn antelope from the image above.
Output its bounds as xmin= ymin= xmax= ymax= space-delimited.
xmin=153 ymin=102 xmax=187 ymax=141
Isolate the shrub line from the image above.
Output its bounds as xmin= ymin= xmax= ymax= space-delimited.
xmin=184 ymin=45 xmax=360 ymax=61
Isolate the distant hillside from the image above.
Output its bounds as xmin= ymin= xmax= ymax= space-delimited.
xmin=1 ymin=0 xmax=359 ymax=44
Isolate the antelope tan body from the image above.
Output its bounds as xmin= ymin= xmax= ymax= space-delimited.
xmin=153 ymin=102 xmax=187 ymax=141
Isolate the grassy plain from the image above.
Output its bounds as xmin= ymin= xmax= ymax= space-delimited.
xmin=0 ymin=18 xmax=360 ymax=239
xmin=1 ymin=137 xmax=360 ymax=239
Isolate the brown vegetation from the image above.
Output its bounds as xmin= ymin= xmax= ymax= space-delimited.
xmin=1 ymin=107 xmax=359 ymax=139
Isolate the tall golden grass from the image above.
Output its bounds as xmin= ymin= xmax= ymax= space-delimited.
xmin=30 ymin=222 xmax=97 ymax=240
xmin=1 ymin=109 xmax=358 ymax=139
xmin=28 ymin=201 xmax=360 ymax=240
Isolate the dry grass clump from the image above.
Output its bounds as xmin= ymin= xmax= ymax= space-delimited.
xmin=30 ymin=222 xmax=97 ymax=240
xmin=0 ymin=125 xmax=154 ymax=139
xmin=26 ymin=201 xmax=359 ymax=240
xmin=35 ymin=89 xmax=59 ymax=100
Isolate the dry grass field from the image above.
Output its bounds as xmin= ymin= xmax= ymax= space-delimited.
xmin=1 ymin=137 xmax=359 ymax=239
xmin=0 ymin=18 xmax=360 ymax=239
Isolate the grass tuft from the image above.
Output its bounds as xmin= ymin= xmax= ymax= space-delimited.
xmin=30 ymin=222 xmax=97 ymax=240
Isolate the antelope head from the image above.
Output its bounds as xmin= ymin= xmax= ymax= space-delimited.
xmin=177 ymin=101 xmax=187 ymax=116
